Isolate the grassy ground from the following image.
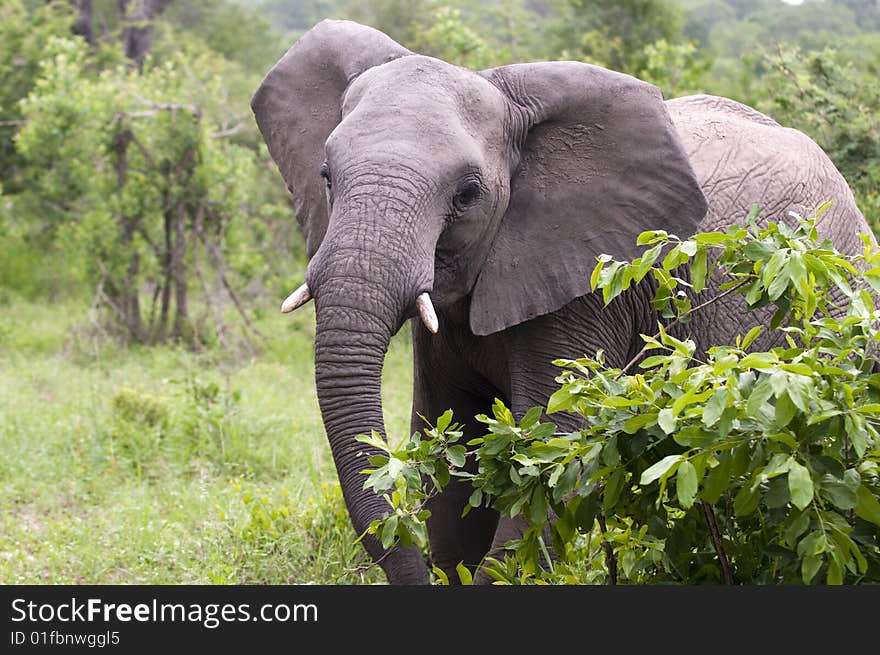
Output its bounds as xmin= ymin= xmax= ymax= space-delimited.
xmin=0 ymin=297 xmax=414 ymax=584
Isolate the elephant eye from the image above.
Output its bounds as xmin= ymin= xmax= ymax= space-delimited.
xmin=453 ymin=180 xmax=481 ymax=212
xmin=319 ymin=162 xmax=331 ymax=189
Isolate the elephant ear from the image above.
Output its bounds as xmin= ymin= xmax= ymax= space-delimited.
xmin=470 ymin=62 xmax=708 ymax=336
xmin=251 ymin=20 xmax=411 ymax=258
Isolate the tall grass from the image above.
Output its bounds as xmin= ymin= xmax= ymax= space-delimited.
xmin=0 ymin=297 xmax=413 ymax=584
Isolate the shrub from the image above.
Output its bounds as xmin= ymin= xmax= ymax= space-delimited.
xmin=360 ymin=204 xmax=880 ymax=584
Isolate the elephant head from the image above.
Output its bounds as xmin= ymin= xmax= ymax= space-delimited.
xmin=252 ymin=19 xmax=707 ymax=583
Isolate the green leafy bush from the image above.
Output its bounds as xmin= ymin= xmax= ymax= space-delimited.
xmin=761 ymin=47 xmax=880 ymax=233
xmin=360 ymin=205 xmax=880 ymax=584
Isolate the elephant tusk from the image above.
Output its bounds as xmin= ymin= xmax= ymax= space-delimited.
xmin=416 ymin=292 xmax=439 ymax=334
xmin=280 ymin=283 xmax=312 ymax=314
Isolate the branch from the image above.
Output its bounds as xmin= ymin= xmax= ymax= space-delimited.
xmin=127 ymin=130 xmax=156 ymax=168
xmin=615 ymin=278 xmax=752 ymax=379
xmin=192 ymin=207 xmax=229 ymax=349
xmin=774 ymin=43 xmax=807 ymax=100
xmin=114 ymin=94 xmax=202 ymax=123
xmin=701 ymin=501 xmax=734 ymax=584
xmin=211 ymin=123 xmax=246 ymax=139
xmin=0 ymin=119 xmax=28 ymax=127
xmin=195 ymin=206 xmax=266 ymax=341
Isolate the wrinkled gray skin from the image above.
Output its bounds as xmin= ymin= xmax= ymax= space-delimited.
xmin=252 ymin=20 xmax=872 ymax=584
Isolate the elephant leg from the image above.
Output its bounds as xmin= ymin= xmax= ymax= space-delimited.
xmin=411 ymin=323 xmax=501 ymax=584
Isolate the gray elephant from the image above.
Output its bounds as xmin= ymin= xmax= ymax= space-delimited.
xmin=251 ymin=20 xmax=872 ymax=584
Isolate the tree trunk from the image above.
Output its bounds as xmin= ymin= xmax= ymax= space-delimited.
xmin=70 ymin=0 xmax=94 ymax=45
xmin=119 ymin=0 xmax=174 ymax=70
xmin=158 ymin=197 xmax=172 ymax=340
xmin=111 ymin=126 xmax=142 ymax=340
xmin=172 ymin=202 xmax=188 ymax=340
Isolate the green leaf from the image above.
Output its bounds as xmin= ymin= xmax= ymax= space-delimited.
xmin=743 ymin=239 xmax=775 ymax=261
xmin=788 ymin=252 xmax=808 ymax=289
xmin=746 ymin=203 xmax=761 ymax=224
xmin=455 ymin=562 xmax=473 ymax=585
xmin=604 ymin=469 xmax=626 ymax=512
xmin=590 ymin=258 xmax=605 ymax=292
xmin=802 ymin=554 xmax=822 ymax=584
xmin=387 ymin=457 xmax=405 ymax=480
xmin=784 ymin=511 xmax=810 ymax=547
xmin=746 ymin=377 xmax=774 ymax=416
xmin=788 ymin=460 xmax=814 ymax=511
xmin=635 ymin=244 xmax=663 ymax=281
xmin=845 ymin=412 xmax=868 ymax=458
xmin=740 ymin=352 xmax=777 ymax=369
xmin=529 ymin=484 xmax=548 ymax=525
xmin=640 ymin=454 xmax=682 ymax=486
xmin=603 ymin=264 xmax=627 ymax=305
xmin=673 ymin=426 xmax=716 ymax=447
xmin=691 ymin=248 xmax=708 ymax=293
xmin=764 ymin=476 xmax=791 ymax=508
xmin=694 ymin=231 xmax=728 ymax=245
xmin=702 ymin=388 xmax=727 ymax=427
xmin=380 ymin=515 xmax=398 ymax=549
xmin=601 ymin=436 xmax=620 ymax=466
xmin=662 ymin=243 xmax=688 ymax=270
xmin=436 ymin=409 xmax=453 ymax=432
xmin=775 ymin=391 xmax=797 ymax=427
xmin=676 ymin=460 xmax=698 ymax=509
xmin=520 ymin=406 xmax=543 ymax=429
xmin=623 ymin=411 xmax=657 ymax=434
xmin=762 ymin=250 xmax=788 ymax=287
xmin=529 ymin=422 xmax=557 ymax=440
xmin=658 ymin=407 xmax=676 ymax=434
xmin=446 ymin=445 xmax=466 ymax=468
xmin=574 ymin=493 xmax=599 ymax=532
xmin=826 ymin=558 xmax=843 ymax=585
xmin=745 ymin=279 xmax=764 ymax=306
xmin=639 ymin=354 xmax=671 ymax=369
xmin=821 ymin=475 xmax=858 ymax=511
xmin=547 ymin=386 xmax=576 ymax=414
xmin=786 ymin=376 xmax=812 ymax=412
xmin=740 ymin=325 xmax=763 ymax=351
xmin=701 ymin=454 xmax=732 ymax=504
xmin=798 ymin=528 xmax=826 ymax=558
xmin=637 ymin=229 xmax=669 ymax=245
xmin=432 ymin=565 xmax=450 ymax=585
xmin=767 ymin=269 xmax=790 ymax=300
xmin=855 ymin=485 xmax=880 ymax=527
xmin=733 ymin=482 xmax=760 ymax=517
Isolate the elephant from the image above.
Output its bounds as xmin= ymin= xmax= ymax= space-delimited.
xmin=251 ymin=20 xmax=873 ymax=584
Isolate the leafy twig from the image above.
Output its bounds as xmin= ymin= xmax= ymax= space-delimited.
xmin=615 ymin=278 xmax=752 ymax=379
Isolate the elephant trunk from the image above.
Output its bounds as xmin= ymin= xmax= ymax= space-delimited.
xmin=306 ymin=197 xmax=433 ymax=584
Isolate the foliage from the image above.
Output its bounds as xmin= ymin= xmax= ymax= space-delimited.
xmin=163 ymin=0 xmax=285 ymax=72
xmin=760 ymin=46 xmax=880 ymax=232
xmin=638 ymin=38 xmax=712 ymax=97
xmin=411 ymin=5 xmax=495 ymax=70
xmin=0 ymin=0 xmax=76 ymax=187
xmin=14 ymin=35 xmax=279 ymax=343
xmin=361 ymin=207 xmax=880 ymax=584
xmin=548 ymin=0 xmax=686 ymax=73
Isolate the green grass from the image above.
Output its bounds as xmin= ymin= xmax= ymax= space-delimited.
xmin=0 ymin=297 xmax=414 ymax=584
